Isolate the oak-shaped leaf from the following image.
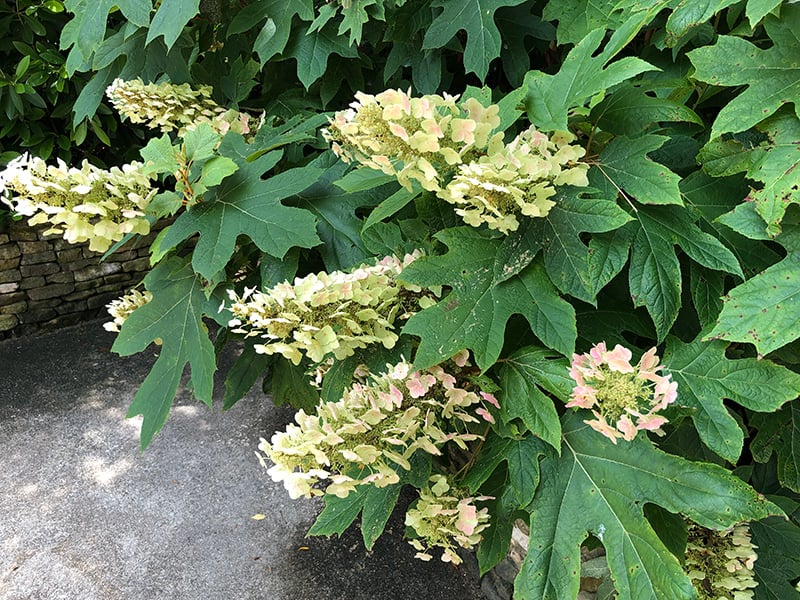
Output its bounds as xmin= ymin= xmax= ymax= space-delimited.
xmin=523 ymin=19 xmax=657 ymax=131
xmin=749 ymin=508 xmax=800 ymax=598
xmin=750 ymin=401 xmax=800 ymax=493
xmin=112 ymin=257 xmax=217 ymax=448
xmin=629 ymin=203 xmax=742 ymax=340
xmin=398 ymin=227 xmax=576 ymax=370
xmin=422 ymin=0 xmax=527 ymax=81
xmin=663 ymin=332 xmax=800 ymax=463
xmin=515 ymin=412 xmax=782 ymax=600
xmin=707 ymin=225 xmax=800 ymax=356
xmin=530 ymin=187 xmax=632 ymax=303
xmin=688 ymin=7 xmax=800 ymax=138
xmin=158 ymin=134 xmax=322 ymax=281
xmin=497 ymin=346 xmax=573 ymax=450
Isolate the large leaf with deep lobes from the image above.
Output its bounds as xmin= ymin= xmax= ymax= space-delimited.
xmin=707 ymin=226 xmax=800 ymax=356
xmin=751 ymin=401 xmax=800 ymax=493
xmin=663 ymin=332 xmax=800 ymax=463
xmin=688 ymin=8 xmax=800 ymax=138
xmin=515 ymin=412 xmax=782 ymax=600
xmin=398 ymin=228 xmax=576 ymax=370
xmin=523 ymin=18 xmax=657 ymax=131
xmin=498 ymin=346 xmax=573 ymax=450
xmin=158 ymin=134 xmax=322 ymax=281
xmin=422 ymin=0 xmax=527 ymax=81
xmin=530 ymin=187 xmax=632 ymax=304
xmin=112 ymin=257 xmax=217 ymax=448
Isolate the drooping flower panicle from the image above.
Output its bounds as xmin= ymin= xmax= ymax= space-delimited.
xmin=405 ymin=474 xmax=492 ymax=565
xmin=439 ymin=128 xmax=589 ymax=233
xmin=685 ymin=523 xmax=758 ymax=600
xmin=323 ymin=88 xmax=500 ymax=192
xmin=103 ymin=289 xmax=153 ymax=333
xmin=0 ymin=154 xmax=155 ymax=253
xmin=226 ymin=252 xmax=436 ymax=365
xmin=106 ymin=78 xmax=258 ymax=137
xmin=258 ymin=356 xmax=499 ymax=501
xmin=324 ymin=88 xmax=589 ymax=234
xmin=566 ymin=342 xmax=678 ymax=443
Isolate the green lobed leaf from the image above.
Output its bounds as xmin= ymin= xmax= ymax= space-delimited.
xmin=515 ymin=412 xmax=782 ymax=600
xmin=308 ymin=483 xmax=402 ymax=550
xmin=422 ymin=0 xmax=527 ymax=81
xmin=270 ymin=357 xmax=320 ymax=413
xmin=594 ymin=135 xmax=683 ymax=206
xmin=145 ymin=0 xmax=200 ymax=50
xmin=750 ymin=512 xmax=800 ymax=599
xmin=688 ymin=8 xmax=800 ymax=138
xmin=498 ymin=346 xmax=573 ymax=450
xmin=399 ymin=228 xmax=576 ymax=370
xmin=591 ymin=84 xmax=702 ymax=136
xmin=750 ymin=401 xmax=800 ymax=492
xmin=222 ymin=339 xmax=271 ymax=411
xmin=158 ymin=135 xmax=323 ymax=281
xmin=531 ymin=187 xmax=633 ymax=304
xmin=294 ymin=155 xmax=388 ymax=272
xmin=541 ymin=0 xmax=662 ymax=45
xmin=697 ymin=111 xmax=800 ymax=236
xmin=664 ymin=332 xmax=800 ymax=463
xmin=743 ymin=112 xmax=800 ymax=236
xmin=707 ymin=226 xmax=800 ymax=356
xmin=227 ymin=0 xmax=314 ymax=64
xmin=61 ymin=0 xmax=150 ymax=61
xmin=283 ymin=23 xmax=359 ymax=89
xmin=462 ymin=431 xmax=550 ymax=509
xmin=664 ymin=0 xmax=739 ymax=47
xmin=523 ymin=21 xmax=657 ymax=131
xmin=112 ymin=256 xmax=217 ymax=449
xmin=629 ymin=203 xmax=742 ymax=340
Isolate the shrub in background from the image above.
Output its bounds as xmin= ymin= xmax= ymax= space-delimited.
xmin=3 ymin=1 xmax=800 ymax=598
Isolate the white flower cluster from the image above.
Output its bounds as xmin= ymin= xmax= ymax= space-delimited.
xmin=685 ymin=523 xmax=758 ymax=599
xmin=406 ymin=474 xmax=491 ymax=565
xmin=258 ymin=355 xmax=499 ymax=501
xmin=0 ymin=154 xmax=155 ymax=253
xmin=324 ymin=88 xmax=589 ymax=234
xmin=103 ymin=289 xmax=153 ymax=333
xmin=439 ymin=128 xmax=589 ymax=233
xmin=324 ymin=88 xmax=500 ymax=192
xmin=226 ymin=252 xmax=436 ymax=365
xmin=106 ymin=78 xmax=257 ymax=137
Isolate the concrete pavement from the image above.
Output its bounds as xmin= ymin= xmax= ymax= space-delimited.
xmin=0 ymin=320 xmax=484 ymax=600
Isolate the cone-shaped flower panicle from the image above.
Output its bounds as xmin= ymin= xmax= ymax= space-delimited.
xmin=685 ymin=523 xmax=758 ymax=600
xmin=106 ymin=78 xmax=258 ymax=136
xmin=103 ymin=289 xmax=153 ymax=333
xmin=225 ymin=252 xmax=437 ymax=365
xmin=324 ymin=88 xmax=589 ymax=234
xmin=439 ymin=127 xmax=589 ymax=234
xmin=258 ymin=356 xmax=499 ymax=501
xmin=0 ymin=154 xmax=155 ymax=253
xmin=323 ymin=88 xmax=500 ymax=192
xmin=566 ymin=342 xmax=678 ymax=443
xmin=405 ymin=474 xmax=492 ymax=565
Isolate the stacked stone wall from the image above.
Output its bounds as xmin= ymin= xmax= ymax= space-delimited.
xmin=0 ymin=220 xmax=161 ymax=339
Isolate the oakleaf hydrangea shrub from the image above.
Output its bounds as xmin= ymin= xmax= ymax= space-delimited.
xmin=6 ymin=0 xmax=800 ymax=597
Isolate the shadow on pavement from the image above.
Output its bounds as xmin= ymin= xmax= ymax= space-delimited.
xmin=0 ymin=320 xmax=484 ymax=600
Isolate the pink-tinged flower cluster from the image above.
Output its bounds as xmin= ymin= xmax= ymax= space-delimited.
xmin=405 ymin=475 xmax=492 ymax=565
xmin=258 ymin=354 xmax=500 ymax=500
xmin=567 ymin=342 xmax=678 ymax=443
xmin=226 ymin=252 xmax=437 ymax=365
